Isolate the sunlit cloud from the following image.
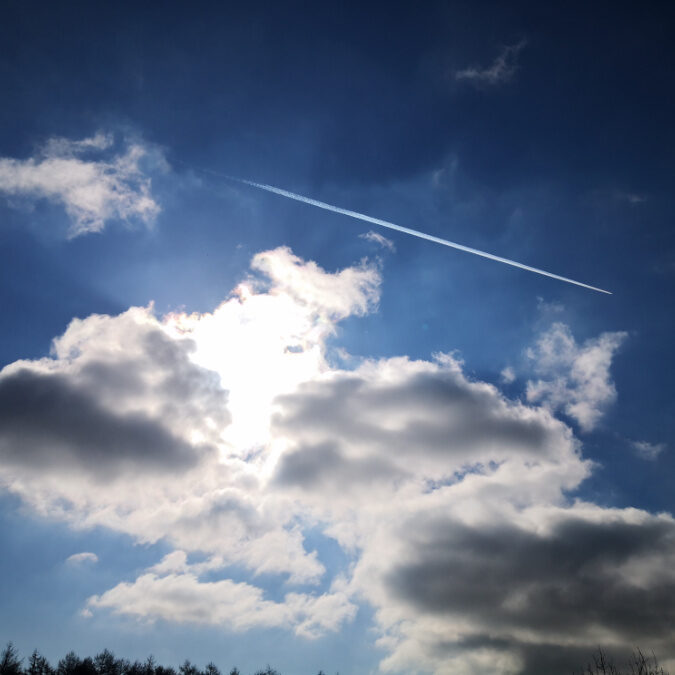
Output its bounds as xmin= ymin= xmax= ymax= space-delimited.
xmin=0 ymin=132 xmax=163 ymax=236
xmin=526 ymin=322 xmax=627 ymax=431
xmin=0 ymin=246 xmax=672 ymax=674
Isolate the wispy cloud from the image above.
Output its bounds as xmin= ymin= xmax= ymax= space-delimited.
xmin=66 ymin=551 xmax=98 ymax=565
xmin=359 ymin=230 xmax=395 ymax=252
xmin=0 ymin=132 xmax=163 ymax=237
xmin=631 ymin=440 xmax=666 ymax=461
xmin=455 ymin=40 xmax=527 ymax=87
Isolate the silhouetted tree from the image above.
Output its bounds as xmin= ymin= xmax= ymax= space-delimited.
xmin=57 ymin=652 xmax=80 ymax=675
xmin=141 ymin=656 xmax=155 ymax=675
xmin=178 ymin=661 xmax=200 ymax=675
xmin=94 ymin=651 xmax=120 ymax=675
xmin=575 ymin=648 xmax=669 ymax=675
xmin=27 ymin=650 xmax=53 ymax=675
xmin=253 ymin=667 xmax=279 ymax=675
xmin=0 ymin=644 xmax=22 ymax=675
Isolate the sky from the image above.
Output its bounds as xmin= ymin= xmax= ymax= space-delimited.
xmin=0 ymin=2 xmax=674 ymax=674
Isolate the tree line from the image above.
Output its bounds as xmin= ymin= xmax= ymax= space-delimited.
xmin=0 ymin=644 xmax=332 ymax=675
xmin=1 ymin=642 xmax=669 ymax=675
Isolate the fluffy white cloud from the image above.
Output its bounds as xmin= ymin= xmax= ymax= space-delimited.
xmin=0 ymin=132 xmax=162 ymax=236
xmin=525 ymin=322 xmax=627 ymax=431
xmin=87 ymin=572 xmax=356 ymax=638
xmin=0 ymin=246 xmax=376 ymax=584
xmin=1 ymin=246 xmax=672 ymax=674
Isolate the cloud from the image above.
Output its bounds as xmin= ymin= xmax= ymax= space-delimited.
xmin=66 ymin=551 xmax=98 ymax=565
xmin=500 ymin=366 xmax=516 ymax=384
xmin=1 ymin=245 xmax=673 ymax=673
xmin=455 ymin=41 xmax=527 ymax=87
xmin=0 ymin=306 xmax=228 ymax=481
xmin=525 ymin=322 xmax=627 ymax=431
xmin=87 ymin=572 xmax=356 ymax=639
xmin=631 ymin=440 xmax=666 ymax=461
xmin=269 ymin=347 xmax=675 ymax=673
xmin=0 ymin=247 xmax=374 ymax=583
xmin=0 ymin=132 xmax=162 ymax=236
xmin=359 ymin=230 xmax=396 ymax=252
xmin=272 ymin=354 xmax=585 ymax=502
xmin=370 ymin=507 xmax=675 ymax=674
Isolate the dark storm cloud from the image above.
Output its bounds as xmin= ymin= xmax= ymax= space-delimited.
xmin=0 ymin=368 xmax=210 ymax=478
xmin=386 ymin=513 xmax=675 ymax=661
xmin=432 ymin=637 xmax=634 ymax=675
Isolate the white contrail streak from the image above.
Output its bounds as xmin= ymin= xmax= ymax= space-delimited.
xmin=182 ymin=159 xmax=611 ymax=294
xmin=232 ymin=177 xmax=611 ymax=294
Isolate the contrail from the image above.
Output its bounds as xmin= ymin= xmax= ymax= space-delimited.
xmin=190 ymin=163 xmax=611 ymax=294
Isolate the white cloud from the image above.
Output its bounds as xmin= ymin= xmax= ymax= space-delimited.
xmin=269 ymin=350 xmax=675 ymax=674
xmin=66 ymin=551 xmax=98 ymax=565
xmin=455 ymin=41 xmax=527 ymax=87
xmin=360 ymin=230 xmax=396 ymax=252
xmin=500 ymin=366 xmax=516 ymax=384
xmin=0 ymin=246 xmax=376 ymax=584
xmin=87 ymin=572 xmax=356 ymax=639
xmin=525 ymin=322 xmax=627 ymax=431
xmin=631 ymin=440 xmax=666 ymax=461
xmin=0 ymin=132 xmax=162 ymax=236
xmin=1 ymin=246 xmax=672 ymax=674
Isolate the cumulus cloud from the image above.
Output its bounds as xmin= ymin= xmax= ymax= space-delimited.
xmin=525 ymin=322 xmax=627 ymax=431
xmin=272 ymin=354 xmax=586 ymax=503
xmin=366 ymin=506 xmax=675 ymax=674
xmin=1 ymin=245 xmax=672 ymax=674
xmin=268 ymin=347 xmax=675 ymax=673
xmin=455 ymin=41 xmax=527 ymax=87
xmin=66 ymin=551 xmax=98 ymax=565
xmin=87 ymin=572 xmax=356 ymax=639
xmin=0 ymin=306 xmax=228 ymax=481
xmin=0 ymin=132 xmax=162 ymax=236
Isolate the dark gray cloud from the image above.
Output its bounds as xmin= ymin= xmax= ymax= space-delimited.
xmin=272 ymin=363 xmax=573 ymax=493
xmin=385 ymin=512 xmax=675 ymax=669
xmin=274 ymin=440 xmax=405 ymax=491
xmin=0 ymin=319 xmax=229 ymax=480
xmin=277 ymin=372 xmax=551 ymax=453
xmin=0 ymin=368 xmax=211 ymax=478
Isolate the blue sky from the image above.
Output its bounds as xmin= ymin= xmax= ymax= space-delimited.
xmin=0 ymin=2 xmax=674 ymax=674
